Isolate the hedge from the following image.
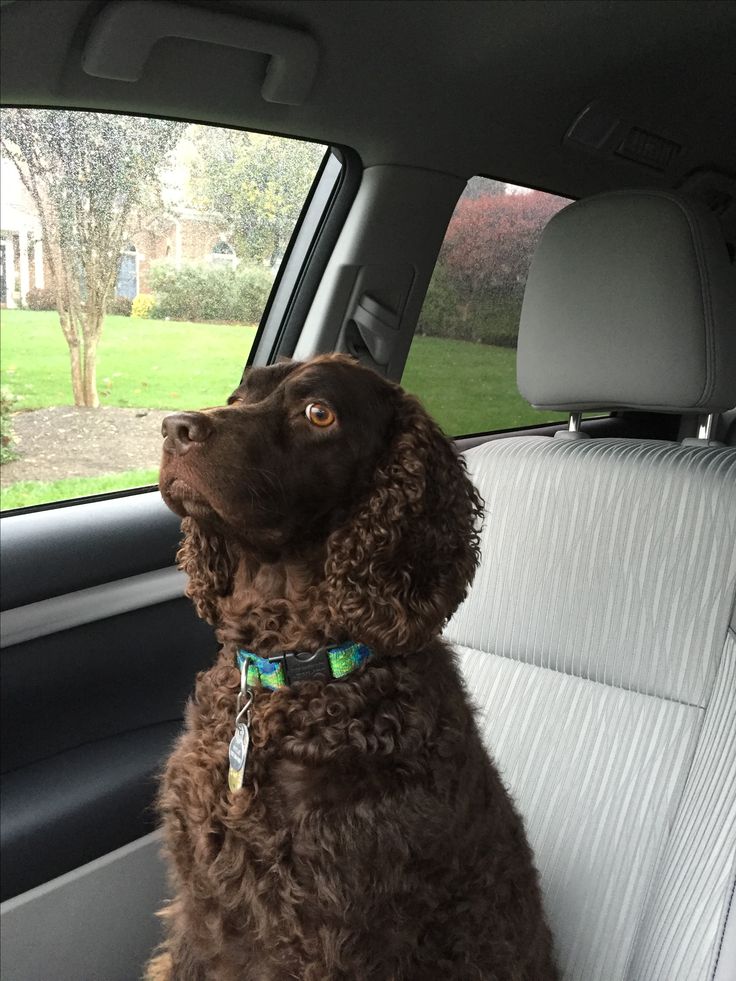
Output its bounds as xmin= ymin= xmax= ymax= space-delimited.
xmin=25 ymin=287 xmax=131 ymax=316
xmin=149 ymin=262 xmax=274 ymax=324
xmin=25 ymin=286 xmax=57 ymax=311
xmin=417 ymin=269 xmax=524 ymax=348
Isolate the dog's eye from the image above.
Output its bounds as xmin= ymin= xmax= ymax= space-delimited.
xmin=305 ymin=403 xmax=336 ymax=428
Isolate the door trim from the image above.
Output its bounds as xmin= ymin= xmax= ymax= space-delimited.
xmin=1 ymin=567 xmax=187 ymax=648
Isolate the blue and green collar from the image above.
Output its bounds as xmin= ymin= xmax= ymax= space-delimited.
xmin=236 ymin=642 xmax=372 ymax=690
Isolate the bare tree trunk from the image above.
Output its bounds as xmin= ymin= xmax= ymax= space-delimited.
xmin=82 ymin=335 xmax=100 ymax=408
xmin=58 ymin=308 xmax=85 ymax=406
xmin=81 ymin=306 xmax=105 ymax=408
xmin=69 ymin=341 xmax=85 ymax=407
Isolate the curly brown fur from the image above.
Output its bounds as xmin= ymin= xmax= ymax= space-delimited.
xmin=151 ymin=355 xmax=557 ymax=980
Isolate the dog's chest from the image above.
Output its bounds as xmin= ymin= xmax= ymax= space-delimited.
xmin=166 ymin=674 xmax=333 ymax=859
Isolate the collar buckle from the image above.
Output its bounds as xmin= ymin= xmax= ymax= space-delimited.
xmin=275 ymin=648 xmax=331 ymax=685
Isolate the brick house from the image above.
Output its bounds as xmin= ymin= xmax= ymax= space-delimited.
xmin=120 ymin=209 xmax=237 ymax=298
xmin=1 ymin=157 xmax=236 ymax=307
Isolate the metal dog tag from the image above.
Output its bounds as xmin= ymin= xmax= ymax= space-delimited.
xmin=228 ymin=722 xmax=250 ymax=792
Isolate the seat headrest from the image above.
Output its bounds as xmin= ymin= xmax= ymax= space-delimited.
xmin=517 ymin=189 xmax=736 ymax=413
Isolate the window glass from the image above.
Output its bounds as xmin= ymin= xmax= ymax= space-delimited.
xmin=402 ymin=177 xmax=571 ymax=436
xmin=0 ymin=109 xmax=326 ymax=510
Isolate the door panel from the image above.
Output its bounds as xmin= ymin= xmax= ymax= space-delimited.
xmin=1 ymin=831 xmax=166 ymax=981
xmin=0 ymin=492 xmax=182 ymax=610
xmin=0 ymin=491 xmax=214 ymax=902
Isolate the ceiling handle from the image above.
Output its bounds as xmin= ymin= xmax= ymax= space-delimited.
xmin=82 ymin=1 xmax=318 ymax=105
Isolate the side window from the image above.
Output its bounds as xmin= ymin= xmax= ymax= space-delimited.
xmin=402 ymin=177 xmax=571 ymax=436
xmin=0 ymin=110 xmax=326 ymax=511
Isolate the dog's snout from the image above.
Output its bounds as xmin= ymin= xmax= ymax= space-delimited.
xmin=162 ymin=411 xmax=213 ymax=455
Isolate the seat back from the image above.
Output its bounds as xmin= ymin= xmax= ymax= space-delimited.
xmin=447 ymin=189 xmax=736 ymax=980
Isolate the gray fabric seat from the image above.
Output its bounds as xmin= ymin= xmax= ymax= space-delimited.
xmin=446 ymin=189 xmax=736 ymax=980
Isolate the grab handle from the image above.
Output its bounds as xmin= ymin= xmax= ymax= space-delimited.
xmin=82 ymin=1 xmax=318 ymax=105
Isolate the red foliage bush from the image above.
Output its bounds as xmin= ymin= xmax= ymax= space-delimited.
xmin=417 ymin=189 xmax=569 ymax=347
xmin=441 ymin=191 xmax=568 ymax=298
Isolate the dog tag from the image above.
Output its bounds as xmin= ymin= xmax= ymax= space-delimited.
xmin=228 ymin=723 xmax=250 ymax=792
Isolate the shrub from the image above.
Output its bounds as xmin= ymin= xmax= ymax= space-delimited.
xmin=131 ymin=294 xmax=157 ymax=319
xmin=25 ymin=286 xmax=57 ymax=311
xmin=1 ymin=387 xmax=20 ymax=464
xmin=416 ymin=264 xmax=462 ymax=340
xmin=109 ymin=295 xmax=133 ymax=316
xmin=467 ymin=293 xmax=523 ymax=348
xmin=417 ymin=269 xmax=523 ymax=348
xmin=150 ymin=262 xmax=274 ymax=324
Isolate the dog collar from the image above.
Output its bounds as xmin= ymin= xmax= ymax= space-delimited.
xmin=227 ymin=643 xmax=372 ymax=791
xmin=236 ymin=642 xmax=373 ymax=690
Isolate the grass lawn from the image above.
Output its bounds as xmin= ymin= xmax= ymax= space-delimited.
xmin=402 ymin=335 xmax=563 ymax=435
xmin=1 ymin=309 xmax=257 ymax=410
xmin=1 ymin=309 xmax=563 ymax=510
xmin=1 ymin=469 xmax=159 ymax=511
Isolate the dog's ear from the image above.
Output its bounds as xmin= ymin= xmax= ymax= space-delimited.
xmin=176 ymin=517 xmax=237 ymax=625
xmin=325 ymin=394 xmax=483 ymax=654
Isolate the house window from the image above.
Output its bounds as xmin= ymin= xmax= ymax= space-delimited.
xmin=209 ymin=240 xmax=237 ymax=269
xmin=115 ymin=243 xmax=138 ymax=300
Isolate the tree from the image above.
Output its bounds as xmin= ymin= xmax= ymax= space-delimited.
xmin=190 ymin=129 xmax=326 ymax=267
xmin=439 ymin=190 xmax=568 ymax=304
xmin=463 ymin=175 xmax=506 ymax=199
xmin=417 ymin=188 xmax=569 ymax=346
xmin=1 ymin=109 xmax=182 ymax=406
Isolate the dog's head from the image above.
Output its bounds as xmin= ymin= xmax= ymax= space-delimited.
xmin=160 ymin=354 xmax=483 ymax=653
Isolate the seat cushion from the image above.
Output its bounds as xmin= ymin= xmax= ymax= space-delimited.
xmin=446 ymin=436 xmax=736 ymax=980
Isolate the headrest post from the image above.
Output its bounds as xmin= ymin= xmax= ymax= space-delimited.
xmin=555 ymin=411 xmax=590 ymax=441
xmin=697 ymin=413 xmax=716 ymax=441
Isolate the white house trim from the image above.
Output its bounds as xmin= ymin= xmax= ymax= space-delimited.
xmin=33 ymin=239 xmax=44 ymax=289
xmin=18 ymin=226 xmax=30 ymax=304
xmin=2 ymin=236 xmax=16 ymax=308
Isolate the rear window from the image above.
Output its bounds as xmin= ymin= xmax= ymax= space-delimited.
xmin=402 ymin=177 xmax=571 ymax=436
xmin=0 ymin=109 xmax=326 ymax=510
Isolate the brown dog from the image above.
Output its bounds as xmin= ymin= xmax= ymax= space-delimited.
xmin=148 ymin=354 xmax=557 ymax=980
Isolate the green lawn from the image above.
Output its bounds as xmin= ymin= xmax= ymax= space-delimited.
xmin=402 ymin=335 xmax=563 ymax=435
xmin=1 ymin=309 xmax=257 ymax=410
xmin=1 ymin=469 xmax=159 ymax=511
xmin=1 ymin=309 xmax=563 ymax=510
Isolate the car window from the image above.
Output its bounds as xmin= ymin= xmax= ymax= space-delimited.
xmin=401 ymin=177 xmax=571 ymax=436
xmin=0 ymin=109 xmax=326 ymax=511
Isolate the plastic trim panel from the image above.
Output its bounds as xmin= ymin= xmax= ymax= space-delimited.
xmin=0 ymin=566 xmax=186 ymax=648
xmin=0 ymin=830 xmax=166 ymax=981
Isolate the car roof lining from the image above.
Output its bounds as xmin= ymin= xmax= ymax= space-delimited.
xmin=2 ymin=0 xmax=735 ymax=203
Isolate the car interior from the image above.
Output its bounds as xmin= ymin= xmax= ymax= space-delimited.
xmin=1 ymin=2 xmax=735 ymax=979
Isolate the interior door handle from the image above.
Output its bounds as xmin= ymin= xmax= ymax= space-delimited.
xmin=82 ymin=1 xmax=318 ymax=105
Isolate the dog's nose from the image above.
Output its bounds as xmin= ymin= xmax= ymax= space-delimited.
xmin=161 ymin=412 xmax=213 ymax=455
